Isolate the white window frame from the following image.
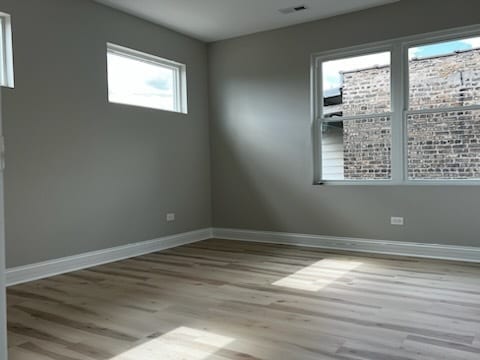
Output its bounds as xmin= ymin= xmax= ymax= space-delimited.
xmin=311 ymin=24 xmax=480 ymax=186
xmin=107 ymin=43 xmax=187 ymax=114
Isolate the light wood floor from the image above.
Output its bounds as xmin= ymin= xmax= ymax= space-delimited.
xmin=6 ymin=239 xmax=480 ymax=360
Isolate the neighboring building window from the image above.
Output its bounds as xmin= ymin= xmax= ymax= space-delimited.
xmin=313 ymin=28 xmax=480 ymax=184
xmin=107 ymin=43 xmax=187 ymax=113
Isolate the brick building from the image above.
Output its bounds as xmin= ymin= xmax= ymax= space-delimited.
xmin=323 ymin=48 xmax=480 ymax=180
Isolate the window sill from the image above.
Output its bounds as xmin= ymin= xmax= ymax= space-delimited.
xmin=315 ymin=180 xmax=480 ymax=186
xmin=108 ymin=100 xmax=188 ymax=115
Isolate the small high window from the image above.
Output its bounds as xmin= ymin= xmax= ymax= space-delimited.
xmin=107 ymin=43 xmax=187 ymax=113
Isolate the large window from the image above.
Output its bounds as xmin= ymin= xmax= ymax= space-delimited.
xmin=313 ymin=27 xmax=480 ymax=184
xmin=107 ymin=43 xmax=187 ymax=113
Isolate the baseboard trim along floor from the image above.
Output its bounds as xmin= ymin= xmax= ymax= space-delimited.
xmin=212 ymin=228 xmax=480 ymax=263
xmin=6 ymin=228 xmax=213 ymax=286
xmin=7 ymin=227 xmax=480 ymax=286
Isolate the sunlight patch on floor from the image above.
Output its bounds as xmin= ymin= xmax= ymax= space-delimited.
xmin=111 ymin=326 xmax=234 ymax=360
xmin=272 ymin=259 xmax=363 ymax=291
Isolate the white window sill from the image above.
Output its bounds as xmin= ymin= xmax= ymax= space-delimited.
xmin=315 ymin=180 xmax=480 ymax=186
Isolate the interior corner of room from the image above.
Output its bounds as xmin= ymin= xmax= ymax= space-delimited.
xmin=1 ymin=0 xmax=480 ymax=359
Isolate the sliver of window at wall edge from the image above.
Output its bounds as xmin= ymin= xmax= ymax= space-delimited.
xmin=0 ymin=12 xmax=14 ymax=88
xmin=311 ymin=24 xmax=480 ymax=186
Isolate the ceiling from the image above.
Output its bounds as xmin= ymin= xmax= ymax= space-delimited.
xmin=94 ymin=0 xmax=400 ymax=42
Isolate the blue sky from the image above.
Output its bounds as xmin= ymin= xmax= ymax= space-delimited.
xmin=409 ymin=37 xmax=480 ymax=59
xmin=411 ymin=41 xmax=471 ymax=58
xmin=147 ymin=77 xmax=172 ymax=91
xmin=323 ymin=36 xmax=480 ymax=92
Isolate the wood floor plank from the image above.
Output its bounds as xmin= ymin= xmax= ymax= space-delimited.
xmin=8 ymin=238 xmax=480 ymax=359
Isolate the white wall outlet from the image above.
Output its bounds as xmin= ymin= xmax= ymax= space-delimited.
xmin=166 ymin=213 xmax=175 ymax=222
xmin=391 ymin=217 xmax=404 ymax=226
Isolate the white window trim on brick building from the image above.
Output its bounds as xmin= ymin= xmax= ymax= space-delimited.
xmin=312 ymin=24 xmax=480 ymax=186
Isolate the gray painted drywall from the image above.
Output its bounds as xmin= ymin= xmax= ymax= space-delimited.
xmin=208 ymin=0 xmax=480 ymax=247
xmin=1 ymin=0 xmax=211 ymax=268
xmin=0 ymin=93 xmax=7 ymax=360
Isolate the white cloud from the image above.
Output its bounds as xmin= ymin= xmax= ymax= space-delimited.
xmin=460 ymin=37 xmax=480 ymax=48
xmin=322 ymin=52 xmax=390 ymax=91
xmin=409 ymin=47 xmax=421 ymax=58
xmin=107 ymin=52 xmax=175 ymax=110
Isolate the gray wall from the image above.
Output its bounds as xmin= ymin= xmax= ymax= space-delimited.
xmin=209 ymin=0 xmax=480 ymax=247
xmin=0 ymin=94 xmax=6 ymax=360
xmin=1 ymin=0 xmax=211 ymax=267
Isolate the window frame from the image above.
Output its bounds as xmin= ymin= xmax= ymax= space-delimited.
xmin=311 ymin=25 xmax=480 ymax=186
xmin=106 ymin=43 xmax=187 ymax=114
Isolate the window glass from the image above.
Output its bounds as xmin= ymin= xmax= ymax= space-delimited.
xmin=407 ymin=36 xmax=480 ymax=180
xmin=107 ymin=44 xmax=186 ymax=113
xmin=409 ymin=37 xmax=480 ymax=110
xmin=408 ymin=110 xmax=480 ymax=180
xmin=322 ymin=52 xmax=391 ymax=117
xmin=321 ymin=117 xmax=392 ymax=180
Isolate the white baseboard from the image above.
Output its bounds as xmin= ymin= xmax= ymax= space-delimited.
xmin=7 ymin=227 xmax=480 ymax=286
xmin=212 ymin=228 xmax=480 ymax=263
xmin=6 ymin=228 xmax=213 ymax=286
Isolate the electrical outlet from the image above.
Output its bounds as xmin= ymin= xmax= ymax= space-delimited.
xmin=391 ymin=217 xmax=404 ymax=226
xmin=166 ymin=213 xmax=175 ymax=222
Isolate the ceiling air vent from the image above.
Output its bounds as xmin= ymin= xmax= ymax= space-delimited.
xmin=279 ymin=5 xmax=308 ymax=15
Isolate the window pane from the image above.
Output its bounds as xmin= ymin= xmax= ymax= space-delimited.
xmin=0 ymin=13 xmax=14 ymax=88
xmin=409 ymin=36 xmax=480 ymax=110
xmin=408 ymin=110 xmax=480 ymax=180
xmin=107 ymin=51 xmax=176 ymax=111
xmin=321 ymin=117 xmax=392 ymax=180
xmin=322 ymin=52 xmax=391 ymax=117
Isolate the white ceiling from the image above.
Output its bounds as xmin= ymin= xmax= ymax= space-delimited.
xmin=94 ymin=0 xmax=400 ymax=42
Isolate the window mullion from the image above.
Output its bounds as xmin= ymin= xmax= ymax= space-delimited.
xmin=312 ymin=59 xmax=322 ymax=183
xmin=320 ymin=112 xmax=392 ymax=123
xmin=390 ymin=42 xmax=406 ymax=183
xmin=406 ymin=104 xmax=480 ymax=116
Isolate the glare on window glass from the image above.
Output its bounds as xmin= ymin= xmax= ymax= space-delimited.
xmin=107 ymin=52 xmax=176 ymax=111
xmin=322 ymin=52 xmax=391 ymax=117
xmin=408 ymin=36 xmax=480 ymax=110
